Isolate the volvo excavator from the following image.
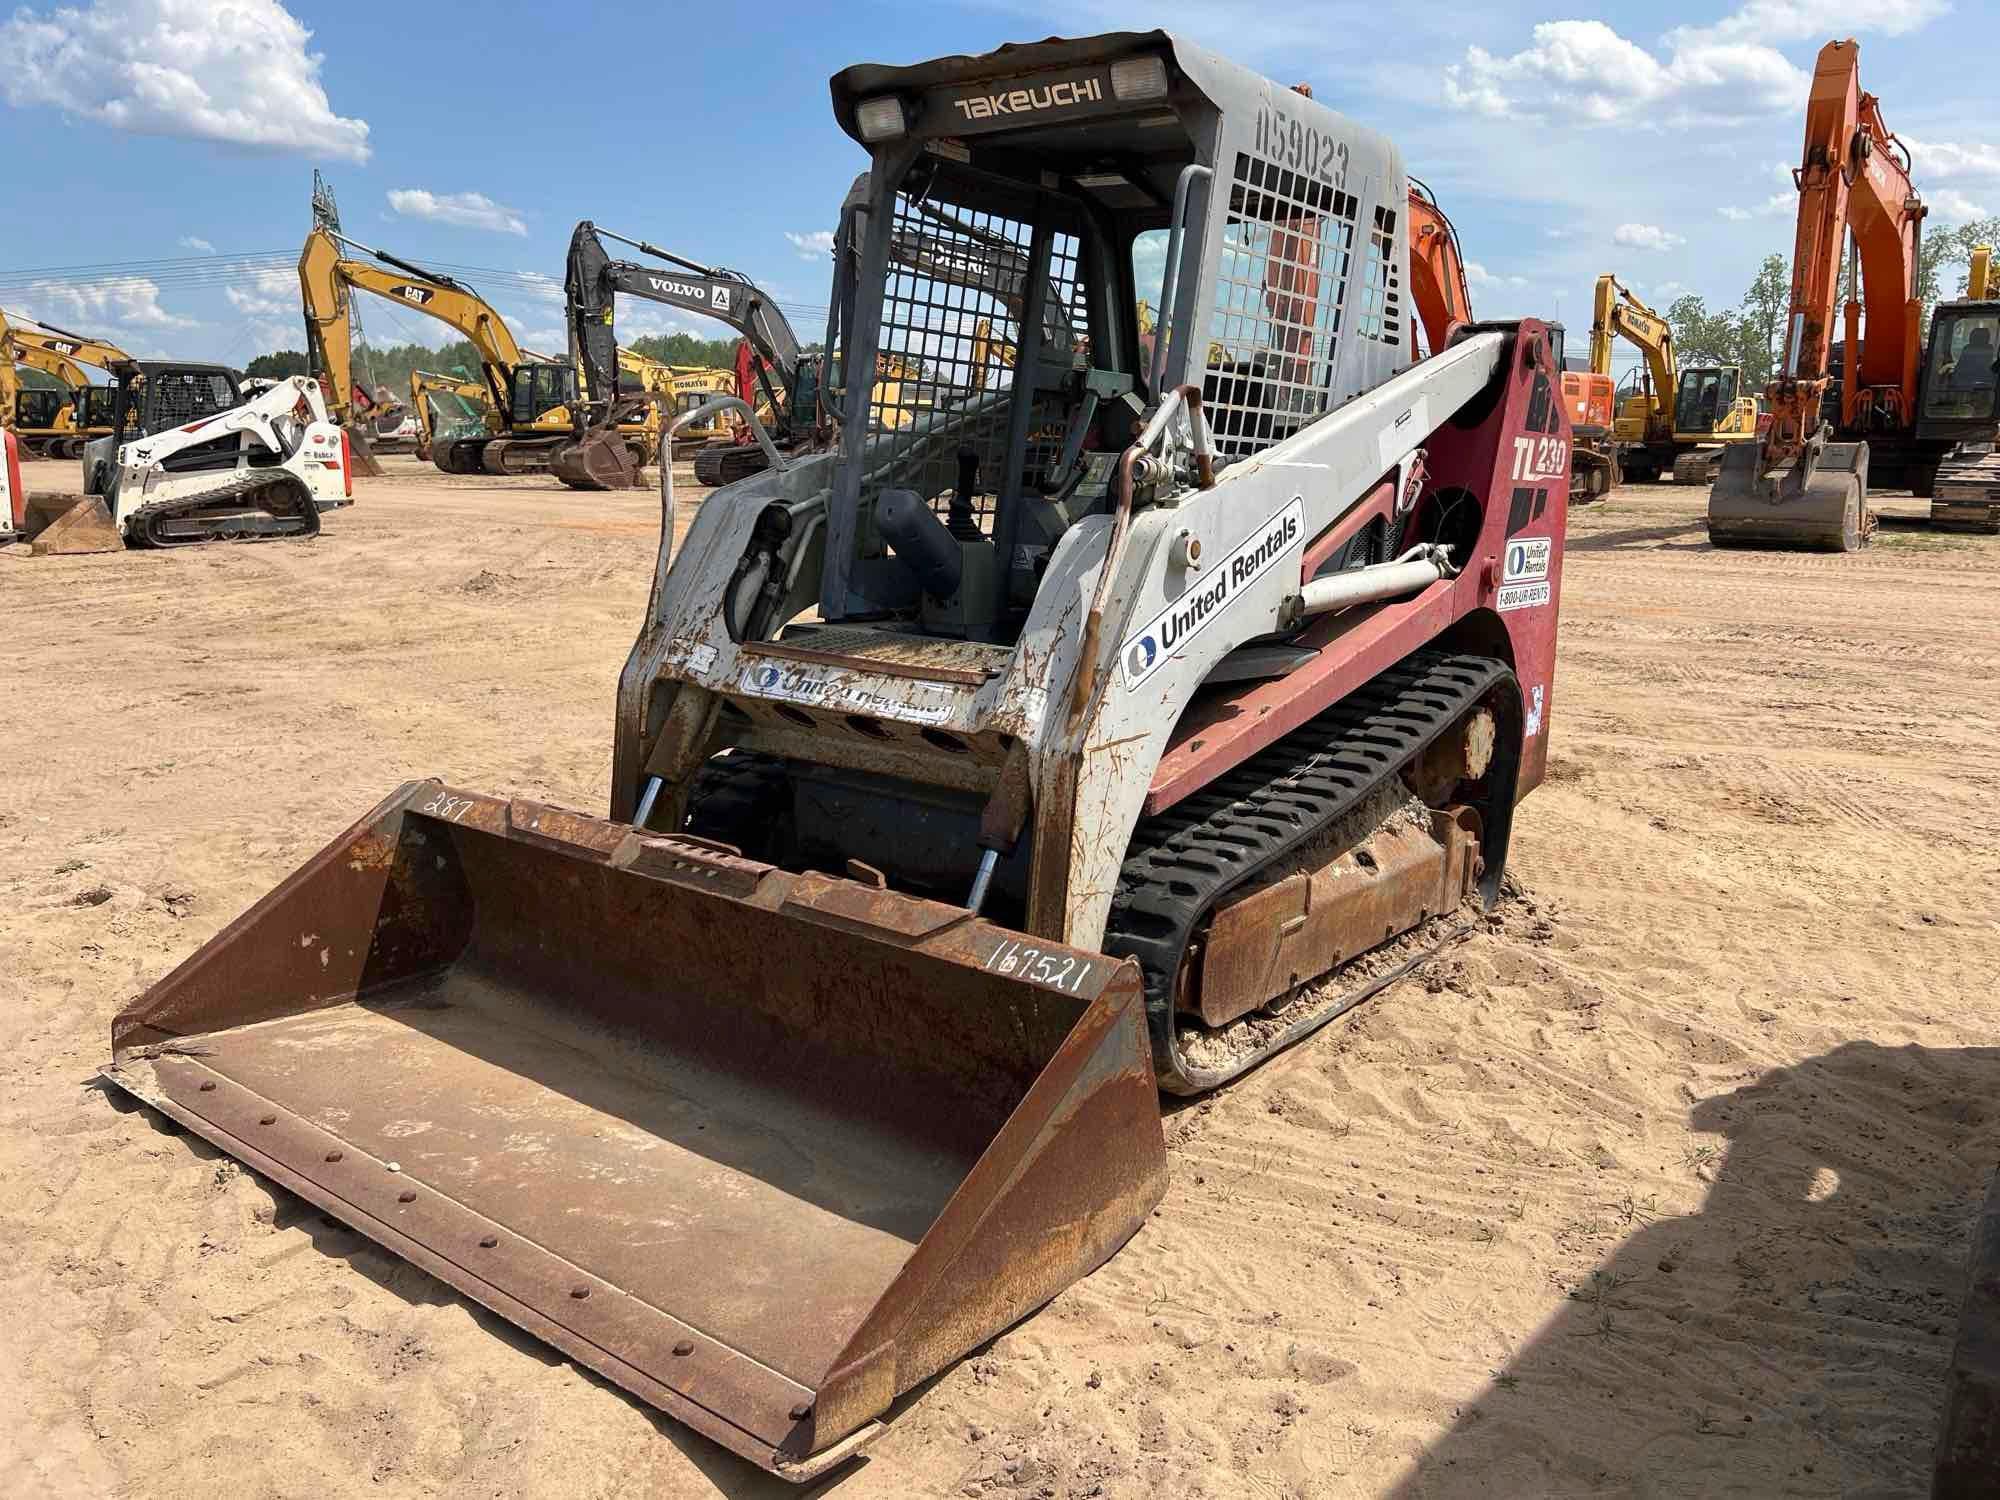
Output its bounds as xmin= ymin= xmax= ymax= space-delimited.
xmin=553 ymin=223 xmax=817 ymax=490
xmin=299 ymin=225 xmax=653 ymax=481
xmin=1710 ymin=39 xmax=2000 ymax=546
xmin=103 ymin=33 xmax=1569 ymax=1479
xmin=1590 ymin=275 xmax=1760 ymax=485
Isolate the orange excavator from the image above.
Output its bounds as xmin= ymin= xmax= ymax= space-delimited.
xmin=1709 ymin=38 xmax=1999 ymax=546
xmin=1409 ymin=180 xmax=1614 ymax=501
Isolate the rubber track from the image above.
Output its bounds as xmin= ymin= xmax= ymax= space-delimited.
xmin=126 ymin=470 xmax=320 ymax=548
xmin=692 ymin=443 xmax=772 ymax=488
xmin=1103 ymin=649 xmax=1512 ymax=1089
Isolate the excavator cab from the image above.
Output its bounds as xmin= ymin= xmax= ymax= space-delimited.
xmin=1920 ymin=305 xmax=2000 ymax=429
xmin=507 ymin=362 xmax=578 ymax=429
xmin=1674 ymin=366 xmax=1736 ymax=435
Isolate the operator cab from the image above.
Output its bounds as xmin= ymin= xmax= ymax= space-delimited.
xmin=508 ymin=362 xmax=578 ymax=426
xmin=15 ymin=386 xmax=64 ymax=430
xmin=815 ymin=34 xmax=1409 ymax=643
xmin=1675 ymin=366 xmax=1739 ymax=435
xmin=75 ymin=383 xmax=121 ymax=431
xmin=1922 ymin=304 xmax=2000 ymax=431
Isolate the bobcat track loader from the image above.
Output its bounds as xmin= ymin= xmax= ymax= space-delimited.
xmin=15 ymin=364 xmax=348 ymax=552
xmin=104 ymin=33 xmax=1568 ymax=1479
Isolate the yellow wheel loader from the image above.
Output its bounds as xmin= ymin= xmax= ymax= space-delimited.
xmin=104 ymin=32 xmax=1572 ymax=1479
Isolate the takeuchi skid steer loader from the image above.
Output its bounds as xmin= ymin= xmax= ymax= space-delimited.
xmin=102 ymin=33 xmax=1569 ymax=1480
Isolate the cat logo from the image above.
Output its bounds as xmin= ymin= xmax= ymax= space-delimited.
xmin=390 ymin=284 xmax=434 ymax=306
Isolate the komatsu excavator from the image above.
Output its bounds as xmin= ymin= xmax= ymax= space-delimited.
xmin=103 ymin=33 xmax=1568 ymax=1479
xmin=1710 ymin=39 xmax=2000 ymax=545
xmin=298 ymin=225 xmax=654 ymax=481
xmin=7 ymin=363 xmax=349 ymax=551
xmin=1591 ymin=276 xmax=1759 ymax=485
xmin=554 ymin=223 xmax=816 ymax=490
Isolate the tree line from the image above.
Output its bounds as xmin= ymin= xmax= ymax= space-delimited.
xmin=244 ymin=334 xmax=744 ymax=395
xmin=1663 ymin=217 xmax=1999 ymax=388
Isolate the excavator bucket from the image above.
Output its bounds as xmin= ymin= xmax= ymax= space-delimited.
xmin=26 ymin=492 xmax=122 ymax=554
xmin=1707 ymin=439 xmax=1870 ymax=551
xmin=344 ymin=423 xmax=387 ymax=478
xmin=102 ymin=781 xmax=1167 ymax=1481
xmin=549 ymin=428 xmax=643 ymax=490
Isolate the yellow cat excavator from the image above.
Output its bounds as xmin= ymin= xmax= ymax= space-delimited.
xmin=1 ymin=311 xmax=132 ymax=458
xmin=299 ymin=225 xmax=647 ymax=482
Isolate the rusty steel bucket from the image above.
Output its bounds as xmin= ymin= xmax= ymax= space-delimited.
xmin=1707 ymin=439 xmax=1871 ymax=551
xmin=103 ymin=781 xmax=1167 ymax=1480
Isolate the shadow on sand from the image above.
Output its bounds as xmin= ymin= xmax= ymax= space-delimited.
xmin=1389 ymin=1041 xmax=2000 ymax=1498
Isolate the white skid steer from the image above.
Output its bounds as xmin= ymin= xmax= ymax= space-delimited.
xmin=21 ymin=363 xmax=349 ymax=553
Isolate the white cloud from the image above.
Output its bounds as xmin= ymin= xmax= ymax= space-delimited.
xmin=1718 ymin=190 xmax=1793 ymax=221
xmin=1614 ymin=222 xmax=1686 ymax=252
xmin=0 ymin=0 xmax=369 ymax=160
xmin=1933 ymin=188 xmax=1992 ymax=221
xmin=1445 ymin=3 xmax=1944 ymax=126
xmin=512 ymin=270 xmax=564 ymax=306
xmin=225 ymin=266 xmax=295 ymax=318
xmin=785 ymin=230 xmax=836 ymax=260
xmin=21 ymin=275 xmax=196 ymax=331
xmin=179 ymin=235 xmax=214 ymax=253
xmin=1464 ymin=261 xmax=1527 ymax=289
xmin=386 ymin=189 xmax=526 ymax=236
xmin=1905 ymin=137 xmax=2000 ymax=184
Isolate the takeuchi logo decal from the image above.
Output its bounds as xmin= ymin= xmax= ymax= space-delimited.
xmin=954 ymin=75 xmax=1103 ymax=123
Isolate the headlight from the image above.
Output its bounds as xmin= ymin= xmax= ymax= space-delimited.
xmin=856 ymin=95 xmax=906 ymax=141
xmin=1109 ymin=56 xmax=1169 ymax=102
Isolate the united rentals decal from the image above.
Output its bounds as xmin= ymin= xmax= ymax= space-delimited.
xmin=1120 ymin=498 xmax=1305 ymax=691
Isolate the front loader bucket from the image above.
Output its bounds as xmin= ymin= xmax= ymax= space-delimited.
xmin=26 ymin=493 xmax=122 ymax=554
xmin=343 ymin=423 xmax=387 ymax=478
xmin=549 ymin=428 xmax=640 ymax=491
xmin=103 ymin=782 xmax=1166 ymax=1481
xmin=1707 ymin=440 xmax=1870 ymax=551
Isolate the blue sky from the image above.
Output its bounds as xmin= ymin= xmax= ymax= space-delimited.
xmin=1 ymin=0 xmax=1991 ymax=381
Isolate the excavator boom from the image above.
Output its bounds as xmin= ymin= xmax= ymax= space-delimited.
xmin=300 ymin=225 xmax=582 ymax=477
xmin=556 ymin=222 xmax=812 ymax=489
xmin=1709 ymin=38 xmax=1936 ymax=548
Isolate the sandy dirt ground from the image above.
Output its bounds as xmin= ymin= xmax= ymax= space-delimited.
xmin=4 ymin=455 xmax=1998 ymax=1499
